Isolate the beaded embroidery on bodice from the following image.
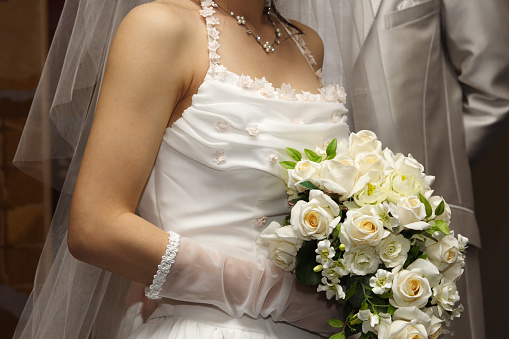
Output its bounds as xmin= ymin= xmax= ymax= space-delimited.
xmin=199 ymin=0 xmax=347 ymax=103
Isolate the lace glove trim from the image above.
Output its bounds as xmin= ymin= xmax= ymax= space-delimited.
xmin=145 ymin=231 xmax=181 ymax=299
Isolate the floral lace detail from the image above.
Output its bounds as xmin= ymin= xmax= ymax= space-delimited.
xmin=255 ymin=216 xmax=268 ymax=227
xmin=276 ymin=84 xmax=298 ymax=101
xmin=214 ymin=121 xmax=229 ymax=132
xmin=293 ymin=34 xmax=317 ymax=67
xmin=269 ymin=153 xmax=279 ymax=164
xmin=331 ymin=112 xmax=347 ymax=124
xmin=320 ymin=83 xmax=347 ymax=104
xmin=291 ymin=117 xmax=304 ymax=125
xmin=213 ymin=150 xmax=227 ymax=164
xmin=202 ymin=1 xmax=227 ymax=81
xmin=300 ymin=91 xmax=318 ymax=102
xmin=246 ymin=123 xmax=260 ymax=136
xmin=145 ymin=231 xmax=181 ymax=300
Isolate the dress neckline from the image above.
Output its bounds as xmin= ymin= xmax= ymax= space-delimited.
xmin=199 ymin=0 xmax=347 ymax=104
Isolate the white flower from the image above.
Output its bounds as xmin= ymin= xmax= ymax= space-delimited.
xmin=199 ymin=7 xmax=215 ymax=17
xmin=390 ymin=269 xmax=432 ymax=308
xmin=207 ymin=27 xmax=220 ymax=40
xmin=425 ymin=235 xmax=465 ymax=281
xmin=208 ymin=39 xmax=220 ymax=52
xmin=353 ymin=183 xmax=389 ymax=206
xmin=287 ymin=160 xmax=321 ymax=192
xmin=339 ymin=206 xmax=389 ymax=251
xmin=317 ymin=277 xmax=345 ymax=300
xmin=322 ymin=259 xmax=349 ymax=279
xmin=458 ymin=234 xmax=468 ymax=252
xmin=369 ymin=269 xmax=394 ymax=295
xmin=372 ymin=202 xmax=400 ymax=232
xmin=315 ymin=156 xmax=369 ymax=199
xmin=378 ymin=307 xmax=430 ymax=339
xmin=299 ymin=91 xmax=317 ymax=102
xmin=210 ymin=64 xmax=227 ymax=81
xmin=316 ymin=239 xmax=336 ymax=268
xmin=344 ymin=246 xmax=380 ymax=275
xmin=257 ymin=222 xmax=302 ymax=271
xmin=349 ymin=130 xmax=382 ymax=158
xmin=427 ymin=312 xmax=444 ymax=339
xmin=358 ymin=309 xmax=380 ymax=334
xmin=376 ymin=233 xmax=411 ymax=268
xmin=268 ymin=153 xmax=278 ymax=164
xmin=213 ymin=150 xmax=227 ymax=164
xmin=395 ymin=196 xmax=431 ymax=230
xmin=432 ymin=278 xmax=460 ymax=316
xmin=214 ymin=121 xmax=229 ymax=132
xmin=254 ymin=77 xmax=275 ymax=98
xmin=357 ymin=152 xmax=385 ymax=184
xmin=291 ymin=117 xmax=304 ymax=125
xmin=290 ymin=190 xmax=339 ymax=240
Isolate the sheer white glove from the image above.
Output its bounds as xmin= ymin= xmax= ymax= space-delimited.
xmin=147 ymin=235 xmax=340 ymax=335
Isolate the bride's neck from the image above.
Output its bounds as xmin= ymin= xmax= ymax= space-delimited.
xmin=214 ymin=0 xmax=267 ymax=25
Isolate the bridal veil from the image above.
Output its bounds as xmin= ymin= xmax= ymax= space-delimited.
xmin=12 ymin=1 xmax=393 ymax=338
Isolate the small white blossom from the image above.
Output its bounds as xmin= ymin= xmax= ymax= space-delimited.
xmin=214 ymin=121 xmax=229 ymax=132
xmin=199 ymin=7 xmax=215 ymax=17
xmin=213 ymin=150 xmax=227 ymax=164
xmin=268 ymin=153 xmax=278 ymax=164
xmin=358 ymin=309 xmax=380 ymax=334
xmin=245 ymin=123 xmax=260 ymax=136
xmin=276 ymin=83 xmax=298 ymax=101
xmin=316 ymin=240 xmax=336 ymax=268
xmin=369 ymin=269 xmax=394 ymax=295
xmin=317 ymin=277 xmax=345 ymax=300
xmin=237 ymin=75 xmax=254 ymax=90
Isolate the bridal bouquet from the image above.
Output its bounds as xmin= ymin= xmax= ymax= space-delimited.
xmin=257 ymin=131 xmax=467 ymax=339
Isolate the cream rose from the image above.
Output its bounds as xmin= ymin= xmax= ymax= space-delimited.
xmin=376 ymin=233 xmax=411 ymax=268
xmin=377 ymin=307 xmax=430 ymax=339
xmin=340 ymin=206 xmax=389 ymax=251
xmin=425 ymin=235 xmax=465 ymax=281
xmin=349 ymin=130 xmax=382 ymax=158
xmin=390 ymin=269 xmax=432 ymax=308
xmin=290 ymin=190 xmax=339 ymax=240
xmin=432 ymin=278 xmax=460 ymax=316
xmin=315 ymin=156 xmax=369 ymax=199
xmin=357 ymin=152 xmax=385 ymax=184
xmin=257 ymin=223 xmax=302 ymax=271
xmin=383 ymin=170 xmax=430 ymax=204
xmin=287 ymin=160 xmax=320 ymax=191
xmin=396 ymin=196 xmax=430 ymax=230
xmin=344 ymin=246 xmax=380 ymax=275
xmin=429 ymin=196 xmax=451 ymax=224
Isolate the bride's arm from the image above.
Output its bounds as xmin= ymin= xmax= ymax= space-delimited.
xmin=68 ymin=2 xmax=339 ymax=334
xmin=68 ymin=2 xmax=201 ymax=285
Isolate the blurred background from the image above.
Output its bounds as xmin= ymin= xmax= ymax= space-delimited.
xmin=0 ymin=0 xmax=507 ymax=338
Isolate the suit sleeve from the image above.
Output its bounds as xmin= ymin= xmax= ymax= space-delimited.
xmin=441 ymin=0 xmax=509 ymax=165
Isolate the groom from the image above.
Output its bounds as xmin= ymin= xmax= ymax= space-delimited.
xmin=349 ymin=0 xmax=509 ymax=338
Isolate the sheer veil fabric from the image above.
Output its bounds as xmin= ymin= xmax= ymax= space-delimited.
xmin=12 ymin=1 xmax=393 ymax=338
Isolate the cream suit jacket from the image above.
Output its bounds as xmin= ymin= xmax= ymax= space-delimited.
xmin=349 ymin=1 xmax=509 ymax=338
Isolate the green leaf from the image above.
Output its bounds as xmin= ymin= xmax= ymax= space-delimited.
xmin=304 ymin=149 xmax=322 ymax=163
xmin=378 ymin=292 xmax=393 ymax=299
xmin=387 ymin=304 xmax=397 ymax=315
xmin=434 ymin=219 xmax=450 ymax=235
xmin=328 ymin=319 xmax=344 ymax=328
xmin=360 ymin=333 xmax=375 ymax=339
xmin=345 ymin=323 xmax=362 ymax=338
xmin=295 ymin=240 xmax=322 ymax=285
xmin=418 ymin=193 xmax=433 ymax=218
xmin=329 ymin=333 xmax=345 ymax=339
xmin=343 ymin=281 xmax=358 ymax=302
xmin=286 ymin=147 xmax=302 ymax=162
xmin=279 ymin=161 xmax=296 ymax=169
xmin=326 ymin=139 xmax=338 ymax=157
xmin=299 ymin=181 xmax=319 ymax=190
xmin=435 ymin=199 xmax=445 ymax=217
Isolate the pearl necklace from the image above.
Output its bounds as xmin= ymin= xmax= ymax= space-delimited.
xmin=212 ymin=1 xmax=282 ymax=53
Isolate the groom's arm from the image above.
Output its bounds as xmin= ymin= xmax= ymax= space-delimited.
xmin=441 ymin=0 xmax=509 ymax=165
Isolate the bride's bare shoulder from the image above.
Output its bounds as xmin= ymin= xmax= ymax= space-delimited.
xmin=289 ymin=20 xmax=324 ymax=69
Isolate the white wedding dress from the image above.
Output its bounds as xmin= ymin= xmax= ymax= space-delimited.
xmin=127 ymin=2 xmax=350 ymax=338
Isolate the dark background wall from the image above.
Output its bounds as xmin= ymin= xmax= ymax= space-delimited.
xmin=0 ymin=1 xmax=506 ymax=338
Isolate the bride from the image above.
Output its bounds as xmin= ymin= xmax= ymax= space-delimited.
xmin=14 ymin=0 xmax=352 ymax=338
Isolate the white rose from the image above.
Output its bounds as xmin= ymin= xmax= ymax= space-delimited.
xmin=315 ymin=156 xmax=369 ymax=199
xmin=383 ymin=170 xmax=430 ymax=204
xmin=257 ymin=223 xmax=302 ymax=271
xmin=396 ymin=196 xmax=430 ymax=230
xmin=290 ymin=190 xmax=339 ymax=240
xmin=427 ymin=313 xmax=444 ymax=339
xmin=353 ymin=183 xmax=389 ymax=206
xmin=344 ymin=246 xmax=380 ymax=275
xmin=383 ymin=150 xmax=434 ymax=187
xmin=425 ymin=235 xmax=465 ymax=281
xmin=432 ymin=278 xmax=461 ymax=317
xmin=287 ymin=160 xmax=321 ymax=191
xmin=357 ymin=152 xmax=385 ymax=184
xmin=390 ymin=269 xmax=432 ymax=308
xmin=349 ymin=130 xmax=382 ymax=158
xmin=377 ymin=307 xmax=430 ymax=339
xmin=340 ymin=206 xmax=389 ymax=251
xmin=428 ymin=196 xmax=452 ymax=224
xmin=376 ymin=233 xmax=411 ymax=268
